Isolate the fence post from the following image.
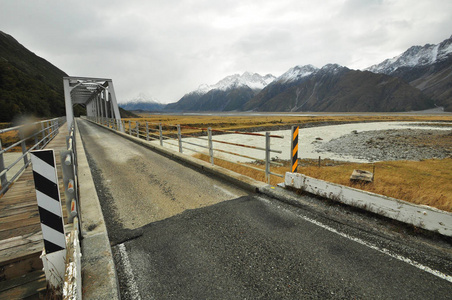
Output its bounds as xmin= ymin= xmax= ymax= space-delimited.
xmin=208 ymin=127 xmax=214 ymax=165
xmin=177 ymin=124 xmax=182 ymax=153
xmin=34 ymin=125 xmax=39 ymax=149
xmin=128 ymin=120 xmax=131 ymax=135
xmin=136 ymin=121 xmax=140 ymax=138
xmin=49 ymin=120 xmax=54 ymax=138
xmin=47 ymin=121 xmax=50 ymax=140
xmin=0 ymin=139 xmax=7 ymax=190
xmin=291 ymin=126 xmax=299 ymax=173
xmin=159 ymin=123 xmax=163 ymax=146
xmin=146 ymin=122 xmax=149 ymax=141
xmin=19 ymin=128 xmax=29 ymax=167
xmin=52 ymin=120 xmax=56 ymax=138
xmin=265 ymin=132 xmax=270 ymax=184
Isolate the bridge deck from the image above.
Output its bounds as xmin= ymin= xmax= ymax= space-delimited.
xmin=0 ymin=126 xmax=69 ymax=299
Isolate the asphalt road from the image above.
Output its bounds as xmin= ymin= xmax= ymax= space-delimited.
xmin=78 ymin=119 xmax=452 ymax=299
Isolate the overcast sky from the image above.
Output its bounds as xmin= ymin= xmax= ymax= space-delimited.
xmin=1 ymin=0 xmax=451 ymax=104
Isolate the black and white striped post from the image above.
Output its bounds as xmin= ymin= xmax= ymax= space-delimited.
xmin=291 ymin=126 xmax=299 ymax=173
xmin=30 ymin=149 xmax=66 ymax=289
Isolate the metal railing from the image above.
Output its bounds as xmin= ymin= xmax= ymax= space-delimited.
xmin=60 ymin=122 xmax=80 ymax=224
xmin=0 ymin=117 xmax=66 ymax=196
xmin=87 ymin=116 xmax=285 ymax=184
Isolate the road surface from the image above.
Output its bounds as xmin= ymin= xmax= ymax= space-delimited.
xmin=77 ymin=119 xmax=452 ymax=299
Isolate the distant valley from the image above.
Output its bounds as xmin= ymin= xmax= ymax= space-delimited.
xmin=1 ymin=29 xmax=451 ymax=123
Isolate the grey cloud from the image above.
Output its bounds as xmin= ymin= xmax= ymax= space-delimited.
xmin=1 ymin=0 xmax=451 ymax=103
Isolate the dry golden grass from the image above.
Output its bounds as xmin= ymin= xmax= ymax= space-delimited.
xmin=127 ymin=113 xmax=452 ymax=131
xmin=194 ymin=153 xmax=452 ymax=212
xmin=0 ymin=124 xmax=51 ymax=152
xmin=299 ymin=159 xmax=452 ymax=212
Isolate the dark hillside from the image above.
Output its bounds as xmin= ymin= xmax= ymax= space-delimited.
xmin=0 ymin=31 xmax=67 ymax=121
xmin=246 ymin=67 xmax=433 ymax=112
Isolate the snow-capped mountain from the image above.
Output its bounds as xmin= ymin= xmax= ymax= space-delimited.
xmin=194 ymin=72 xmax=276 ymax=95
xmin=366 ymin=35 xmax=452 ymax=111
xmin=126 ymin=92 xmax=161 ymax=104
xmin=277 ymin=64 xmax=318 ymax=83
xmin=165 ymin=72 xmax=276 ymax=112
xmin=119 ymin=93 xmax=165 ymax=111
xmin=243 ymin=63 xmax=432 ymax=112
xmin=367 ymin=35 xmax=452 ymax=74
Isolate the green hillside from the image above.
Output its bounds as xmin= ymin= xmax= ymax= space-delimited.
xmin=0 ymin=31 xmax=67 ymax=122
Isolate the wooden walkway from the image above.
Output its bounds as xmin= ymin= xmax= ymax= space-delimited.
xmin=0 ymin=127 xmax=70 ymax=299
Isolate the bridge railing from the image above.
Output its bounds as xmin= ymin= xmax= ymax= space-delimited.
xmin=88 ymin=116 xmax=284 ymax=184
xmin=0 ymin=117 xmax=66 ymax=196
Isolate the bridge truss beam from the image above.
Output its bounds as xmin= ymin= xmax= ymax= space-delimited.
xmin=63 ymin=77 xmax=124 ymax=132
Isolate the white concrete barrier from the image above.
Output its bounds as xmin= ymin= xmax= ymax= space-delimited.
xmin=284 ymin=172 xmax=452 ymax=237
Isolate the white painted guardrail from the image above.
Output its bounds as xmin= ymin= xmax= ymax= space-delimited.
xmin=284 ymin=172 xmax=452 ymax=237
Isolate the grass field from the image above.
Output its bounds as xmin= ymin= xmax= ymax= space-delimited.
xmin=125 ymin=114 xmax=452 ymax=212
xmin=131 ymin=113 xmax=452 ymax=130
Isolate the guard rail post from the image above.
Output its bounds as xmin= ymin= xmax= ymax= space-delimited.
xmin=54 ymin=119 xmax=58 ymax=136
xmin=34 ymin=124 xmax=39 ymax=147
xmin=265 ymin=132 xmax=270 ymax=184
xmin=159 ymin=123 xmax=163 ymax=146
xmin=177 ymin=124 xmax=182 ymax=153
xmin=208 ymin=127 xmax=214 ymax=165
xmin=46 ymin=121 xmax=50 ymax=139
xmin=49 ymin=120 xmax=53 ymax=138
xmin=128 ymin=120 xmax=131 ymax=135
xmin=41 ymin=122 xmax=47 ymax=146
xmin=146 ymin=122 xmax=149 ymax=141
xmin=136 ymin=121 xmax=140 ymax=138
xmin=19 ymin=128 xmax=29 ymax=166
xmin=51 ymin=120 xmax=55 ymax=138
xmin=0 ymin=139 xmax=7 ymax=189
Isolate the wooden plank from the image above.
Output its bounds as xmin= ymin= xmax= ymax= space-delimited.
xmin=0 ymin=129 xmax=70 ymax=287
xmin=0 ymin=271 xmax=46 ymax=299
xmin=0 ymin=224 xmax=41 ymax=241
xmin=1 ymin=194 xmax=36 ymax=203
xmin=0 ymin=205 xmax=38 ymax=218
xmin=350 ymin=169 xmax=374 ymax=182
xmin=0 ymin=232 xmax=42 ymax=251
xmin=0 ymin=211 xmax=40 ymax=225
xmin=1 ymin=187 xmax=36 ymax=197
xmin=0 ymin=270 xmax=44 ymax=292
xmin=0 ymin=216 xmax=40 ymax=232
xmin=0 ymin=199 xmax=37 ymax=209
xmin=0 ymin=239 xmax=43 ymax=265
xmin=0 ymin=249 xmax=43 ymax=281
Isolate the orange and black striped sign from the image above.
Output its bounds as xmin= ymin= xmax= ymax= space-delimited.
xmin=292 ymin=126 xmax=299 ymax=172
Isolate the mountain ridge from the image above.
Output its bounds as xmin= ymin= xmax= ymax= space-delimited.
xmin=244 ymin=64 xmax=433 ymax=112
xmin=119 ymin=93 xmax=166 ymax=111
xmin=366 ymin=34 xmax=452 ymax=111
xmin=166 ymin=72 xmax=275 ymax=112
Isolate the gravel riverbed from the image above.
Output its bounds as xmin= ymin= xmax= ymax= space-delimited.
xmin=317 ymin=128 xmax=452 ymax=162
xmin=153 ymin=121 xmax=452 ymax=163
